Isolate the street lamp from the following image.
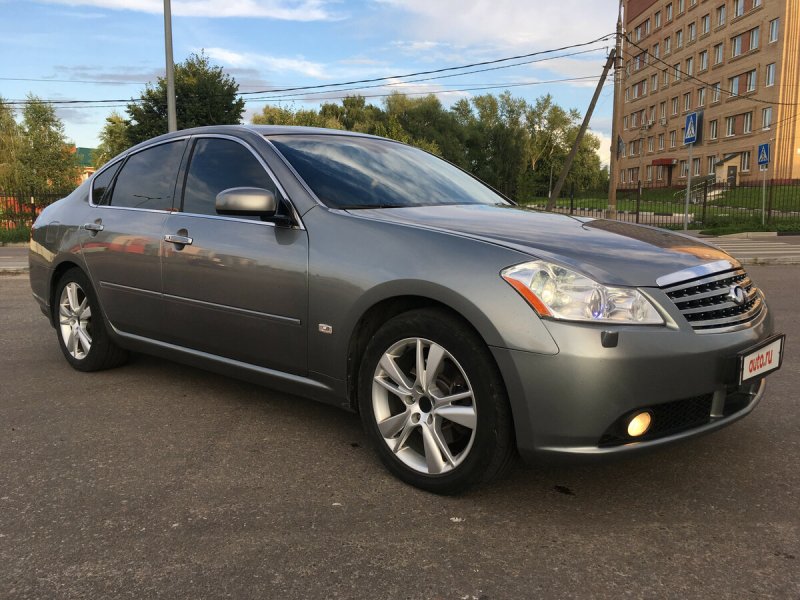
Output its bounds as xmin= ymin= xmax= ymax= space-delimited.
xmin=164 ymin=0 xmax=177 ymax=132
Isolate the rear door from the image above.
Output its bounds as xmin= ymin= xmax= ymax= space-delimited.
xmin=160 ymin=135 xmax=309 ymax=374
xmin=81 ymin=139 xmax=187 ymax=339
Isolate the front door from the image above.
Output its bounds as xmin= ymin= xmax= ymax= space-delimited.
xmin=160 ymin=136 xmax=308 ymax=374
xmin=727 ymin=166 xmax=738 ymax=187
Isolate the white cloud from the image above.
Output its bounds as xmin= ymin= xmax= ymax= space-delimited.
xmin=378 ymin=0 xmax=617 ymax=50
xmin=205 ymin=47 xmax=328 ymax=78
xmin=591 ymin=129 xmax=611 ymax=168
xmin=40 ymin=0 xmax=337 ymax=20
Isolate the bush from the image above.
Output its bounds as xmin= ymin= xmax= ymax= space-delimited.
xmin=0 ymin=226 xmax=30 ymax=244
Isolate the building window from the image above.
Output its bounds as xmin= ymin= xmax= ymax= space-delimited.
xmin=709 ymin=119 xmax=718 ymax=139
xmin=714 ymin=43 xmax=723 ymax=64
xmin=646 ymin=165 xmax=653 ymax=181
xmin=659 ymin=101 xmax=666 ymax=119
xmin=663 ymin=69 xmax=669 ymax=87
xmin=762 ymin=106 xmax=772 ymax=129
xmin=769 ymin=18 xmax=779 ymax=43
xmin=680 ymin=160 xmax=688 ymax=177
xmin=684 ymin=92 xmax=692 ymax=111
xmin=671 ymin=97 xmax=679 ymax=115
xmin=678 ymin=0 xmax=685 ymax=14
xmin=688 ymin=22 xmax=696 ymax=42
xmin=750 ymin=27 xmax=759 ymax=50
xmin=673 ymin=63 xmax=681 ymax=81
xmin=676 ymin=29 xmax=683 ymax=48
xmin=693 ymin=158 xmax=701 ymax=176
xmin=707 ymin=156 xmax=716 ymax=175
xmin=746 ymin=70 xmax=757 ymax=92
xmin=653 ymin=42 xmax=660 ymax=59
xmin=651 ymin=74 xmax=658 ymax=91
xmin=729 ymin=75 xmax=739 ymax=96
xmin=645 ymin=19 xmax=651 ymax=35
xmin=620 ymin=169 xmax=626 ymax=183
xmin=753 ymin=0 xmax=761 ymax=7
xmin=659 ymin=133 xmax=665 ymax=149
xmin=665 ymin=36 xmax=672 ymax=54
xmin=686 ymin=57 xmax=694 ymax=76
xmin=623 ymin=115 xmax=629 ymax=129
xmin=766 ymin=62 xmax=775 ymax=86
xmin=741 ymin=151 xmax=750 ymax=172
xmin=697 ymin=87 xmax=706 ymax=106
xmin=670 ymin=130 xmax=677 ymax=148
xmin=726 ymin=116 xmax=735 ymax=137
xmin=667 ymin=2 xmax=673 ymax=21
xmin=625 ymin=87 xmax=630 ymax=102
xmin=655 ymin=11 xmax=662 ymax=28
xmin=699 ymin=50 xmax=708 ymax=70
xmin=701 ymin=14 xmax=710 ymax=34
xmin=733 ymin=0 xmax=744 ymax=18
xmin=716 ymin=4 xmax=726 ymax=26
xmin=648 ymin=136 xmax=654 ymax=152
xmin=743 ymin=111 xmax=752 ymax=133
xmin=712 ymin=82 xmax=721 ymax=102
xmin=657 ymin=165 xmax=664 ymax=180
xmin=731 ymin=34 xmax=742 ymax=57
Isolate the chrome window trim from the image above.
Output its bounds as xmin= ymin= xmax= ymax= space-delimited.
xmin=88 ymin=136 xmax=191 ymax=209
xmin=179 ymin=133 xmax=305 ymax=230
xmin=656 ymin=259 xmax=740 ymax=287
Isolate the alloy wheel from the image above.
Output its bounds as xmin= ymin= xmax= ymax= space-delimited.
xmin=58 ymin=281 xmax=93 ymax=360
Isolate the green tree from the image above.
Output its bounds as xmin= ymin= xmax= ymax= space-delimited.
xmin=18 ymin=95 xmax=80 ymax=191
xmin=0 ymin=98 xmax=24 ymax=191
xmin=127 ymin=52 xmax=245 ymax=145
xmin=93 ymin=111 xmax=131 ymax=167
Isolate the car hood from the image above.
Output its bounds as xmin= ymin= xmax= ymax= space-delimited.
xmin=349 ymin=204 xmax=737 ymax=287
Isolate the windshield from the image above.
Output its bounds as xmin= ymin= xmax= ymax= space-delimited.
xmin=268 ymin=134 xmax=510 ymax=210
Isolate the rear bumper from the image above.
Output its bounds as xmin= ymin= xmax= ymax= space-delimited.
xmin=492 ymin=305 xmax=776 ymax=462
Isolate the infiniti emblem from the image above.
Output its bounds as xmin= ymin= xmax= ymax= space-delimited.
xmin=727 ymin=285 xmax=747 ymax=306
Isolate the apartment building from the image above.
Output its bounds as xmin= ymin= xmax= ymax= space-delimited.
xmin=616 ymin=0 xmax=800 ymax=186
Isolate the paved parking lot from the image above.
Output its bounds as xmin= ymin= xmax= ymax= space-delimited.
xmin=1 ymin=268 xmax=798 ymax=599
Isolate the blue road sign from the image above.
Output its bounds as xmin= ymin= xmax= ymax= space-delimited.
xmin=758 ymin=143 xmax=770 ymax=165
xmin=684 ymin=112 xmax=698 ymax=145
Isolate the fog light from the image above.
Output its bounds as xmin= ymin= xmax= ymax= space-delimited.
xmin=627 ymin=411 xmax=652 ymax=437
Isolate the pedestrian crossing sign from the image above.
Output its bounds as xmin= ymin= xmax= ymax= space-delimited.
xmin=684 ymin=112 xmax=698 ymax=144
xmin=758 ymin=143 xmax=770 ymax=165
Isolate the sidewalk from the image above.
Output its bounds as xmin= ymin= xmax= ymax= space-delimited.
xmin=0 ymin=243 xmax=28 ymax=274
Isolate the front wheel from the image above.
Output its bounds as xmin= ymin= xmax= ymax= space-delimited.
xmin=358 ymin=309 xmax=515 ymax=494
xmin=53 ymin=268 xmax=128 ymax=372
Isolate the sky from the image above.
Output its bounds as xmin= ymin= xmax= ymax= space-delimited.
xmin=1 ymin=0 xmax=620 ymax=163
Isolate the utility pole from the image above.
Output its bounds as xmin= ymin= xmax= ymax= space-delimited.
xmin=547 ymin=47 xmax=616 ymax=209
xmin=607 ymin=0 xmax=624 ymax=219
xmin=163 ymin=0 xmax=177 ymax=133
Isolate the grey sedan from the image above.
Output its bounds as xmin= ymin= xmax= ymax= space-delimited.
xmin=29 ymin=125 xmax=784 ymax=493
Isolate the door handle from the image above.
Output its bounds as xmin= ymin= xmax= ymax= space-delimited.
xmin=164 ymin=234 xmax=193 ymax=245
xmin=83 ymin=222 xmax=104 ymax=232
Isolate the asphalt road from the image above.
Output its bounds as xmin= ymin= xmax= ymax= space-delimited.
xmin=1 ymin=268 xmax=798 ymax=599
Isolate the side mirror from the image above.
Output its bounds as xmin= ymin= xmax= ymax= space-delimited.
xmin=215 ymin=187 xmax=277 ymax=217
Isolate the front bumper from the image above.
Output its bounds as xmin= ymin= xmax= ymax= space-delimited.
xmin=492 ymin=304 xmax=776 ymax=462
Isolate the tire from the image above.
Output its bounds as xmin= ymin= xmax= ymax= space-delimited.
xmin=53 ymin=267 xmax=128 ymax=372
xmin=358 ymin=308 xmax=515 ymax=494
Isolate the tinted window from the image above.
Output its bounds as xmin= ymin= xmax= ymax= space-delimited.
xmin=182 ymin=138 xmax=277 ymax=217
xmin=108 ymin=140 xmax=186 ymax=210
xmin=269 ymin=135 xmax=509 ymax=209
xmin=91 ymin=162 xmax=121 ymax=205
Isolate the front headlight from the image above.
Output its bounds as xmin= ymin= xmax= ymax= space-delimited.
xmin=501 ymin=260 xmax=664 ymax=325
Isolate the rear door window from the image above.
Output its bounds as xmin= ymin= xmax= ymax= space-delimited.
xmin=91 ymin=162 xmax=121 ymax=205
xmin=108 ymin=140 xmax=187 ymax=211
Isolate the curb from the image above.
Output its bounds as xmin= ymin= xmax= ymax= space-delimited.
xmin=0 ymin=268 xmax=29 ymax=275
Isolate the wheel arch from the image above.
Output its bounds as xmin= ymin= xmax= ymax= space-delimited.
xmin=345 ymin=294 xmax=504 ymax=413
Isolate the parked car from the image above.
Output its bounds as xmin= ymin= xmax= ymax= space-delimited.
xmin=29 ymin=125 xmax=784 ymax=494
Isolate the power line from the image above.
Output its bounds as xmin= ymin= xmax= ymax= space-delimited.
xmin=0 ymin=34 xmax=615 ymax=107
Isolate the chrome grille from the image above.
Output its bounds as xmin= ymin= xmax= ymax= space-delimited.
xmin=660 ymin=266 xmax=763 ymax=331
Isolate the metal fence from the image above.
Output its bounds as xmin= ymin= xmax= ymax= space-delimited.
xmin=525 ymin=178 xmax=800 ymax=229
xmin=4 ymin=180 xmax=800 ymax=232
xmin=0 ymin=191 xmax=72 ymax=230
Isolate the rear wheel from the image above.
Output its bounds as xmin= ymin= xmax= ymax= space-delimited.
xmin=358 ymin=308 xmax=514 ymax=494
xmin=54 ymin=268 xmax=128 ymax=371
